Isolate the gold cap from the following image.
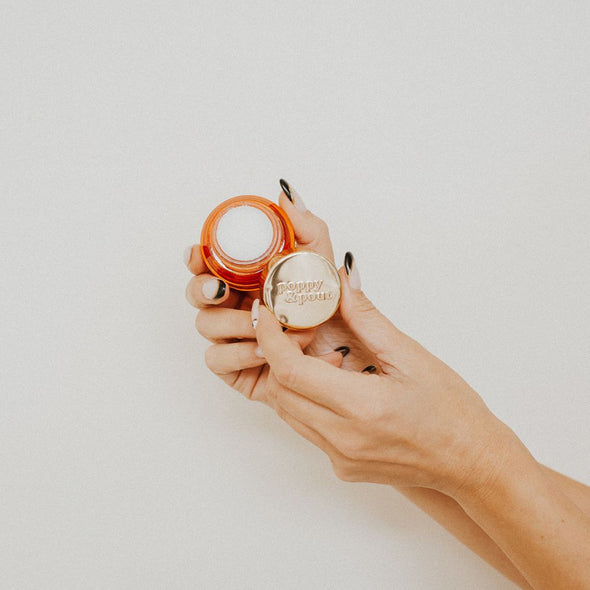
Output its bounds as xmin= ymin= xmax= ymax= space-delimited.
xmin=262 ymin=251 xmax=341 ymax=329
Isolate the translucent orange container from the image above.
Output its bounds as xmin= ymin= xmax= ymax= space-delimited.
xmin=200 ymin=195 xmax=296 ymax=291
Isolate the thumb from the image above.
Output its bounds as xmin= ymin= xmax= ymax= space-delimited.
xmin=338 ymin=252 xmax=418 ymax=375
xmin=278 ymin=178 xmax=335 ymax=262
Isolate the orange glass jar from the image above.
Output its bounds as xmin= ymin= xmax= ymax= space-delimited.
xmin=200 ymin=195 xmax=296 ymax=291
xmin=200 ymin=195 xmax=341 ymax=329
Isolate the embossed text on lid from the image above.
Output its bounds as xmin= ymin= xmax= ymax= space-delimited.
xmin=262 ymin=251 xmax=341 ymax=329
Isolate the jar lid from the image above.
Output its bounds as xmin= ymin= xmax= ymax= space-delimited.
xmin=262 ymin=251 xmax=341 ymax=329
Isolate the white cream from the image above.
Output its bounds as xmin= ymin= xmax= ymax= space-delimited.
xmin=216 ymin=205 xmax=274 ymax=261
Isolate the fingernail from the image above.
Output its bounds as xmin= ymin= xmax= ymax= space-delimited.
xmin=184 ymin=245 xmax=193 ymax=268
xmin=251 ymin=298 xmax=260 ymax=329
xmin=279 ymin=179 xmax=293 ymax=203
xmin=202 ymin=278 xmax=226 ymax=300
xmin=254 ymin=345 xmax=265 ymax=358
xmin=334 ymin=346 xmax=350 ymax=358
xmin=344 ymin=251 xmax=361 ymax=290
xmin=279 ymin=178 xmax=306 ymax=212
xmin=362 ymin=365 xmax=377 ymax=374
xmin=282 ymin=326 xmax=288 ymax=332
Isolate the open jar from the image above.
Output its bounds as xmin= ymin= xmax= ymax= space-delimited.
xmin=200 ymin=195 xmax=341 ymax=329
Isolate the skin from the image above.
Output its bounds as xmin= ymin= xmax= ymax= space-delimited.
xmin=185 ymin=189 xmax=590 ymax=589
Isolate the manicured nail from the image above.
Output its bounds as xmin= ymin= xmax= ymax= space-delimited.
xmin=202 ymin=278 xmax=226 ymax=300
xmin=251 ymin=298 xmax=260 ymax=329
xmin=362 ymin=365 xmax=377 ymax=374
xmin=254 ymin=345 xmax=265 ymax=358
xmin=334 ymin=346 xmax=350 ymax=358
xmin=279 ymin=178 xmax=306 ymax=212
xmin=279 ymin=179 xmax=293 ymax=203
xmin=184 ymin=245 xmax=193 ymax=268
xmin=344 ymin=251 xmax=361 ymax=290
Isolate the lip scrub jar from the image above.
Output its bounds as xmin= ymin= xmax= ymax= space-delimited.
xmin=200 ymin=195 xmax=341 ymax=329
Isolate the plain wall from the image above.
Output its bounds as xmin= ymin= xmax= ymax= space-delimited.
xmin=1 ymin=1 xmax=589 ymax=588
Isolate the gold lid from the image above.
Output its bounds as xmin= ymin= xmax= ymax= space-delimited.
xmin=262 ymin=251 xmax=341 ymax=329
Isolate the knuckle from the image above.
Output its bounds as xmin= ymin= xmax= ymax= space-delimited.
xmin=273 ymin=361 xmax=298 ymax=389
xmin=239 ymin=343 xmax=255 ymax=365
xmin=204 ymin=344 xmax=219 ymax=372
xmin=355 ymin=292 xmax=378 ymax=315
xmin=315 ymin=217 xmax=329 ymax=235
xmin=331 ymin=460 xmax=360 ymax=483
xmin=337 ymin=437 xmax=362 ymax=461
xmin=194 ymin=310 xmax=209 ymax=336
xmin=185 ymin=278 xmax=197 ymax=306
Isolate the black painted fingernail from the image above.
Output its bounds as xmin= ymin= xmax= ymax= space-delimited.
xmin=344 ymin=251 xmax=354 ymax=276
xmin=362 ymin=365 xmax=377 ymax=374
xmin=282 ymin=326 xmax=288 ymax=332
xmin=279 ymin=178 xmax=293 ymax=203
xmin=203 ymin=278 xmax=227 ymax=300
xmin=214 ymin=280 xmax=227 ymax=299
xmin=334 ymin=346 xmax=350 ymax=358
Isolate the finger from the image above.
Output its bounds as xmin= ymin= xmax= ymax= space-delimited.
xmin=339 ymin=254 xmax=420 ymax=375
xmin=216 ymin=364 xmax=269 ymax=401
xmin=196 ymin=306 xmax=318 ymax=347
xmin=314 ymin=350 xmax=345 ymax=368
xmin=185 ymin=274 xmax=241 ymax=309
xmin=254 ymin=302 xmax=368 ymax=416
xmin=184 ymin=244 xmax=207 ymax=275
xmin=275 ymin=385 xmax=344 ymax=433
xmin=183 ymin=244 xmax=244 ymax=307
xmin=205 ymin=341 xmax=267 ymax=375
xmin=278 ymin=179 xmax=335 ymax=262
xmin=196 ymin=308 xmax=256 ymax=340
xmin=288 ymin=329 xmax=317 ymax=351
xmin=203 ymin=328 xmax=317 ymax=375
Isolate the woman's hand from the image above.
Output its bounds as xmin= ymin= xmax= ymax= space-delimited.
xmin=252 ymin=253 xmax=521 ymax=498
xmin=185 ymin=180 xmax=377 ymax=408
xmin=186 ymin=179 xmax=517 ymax=496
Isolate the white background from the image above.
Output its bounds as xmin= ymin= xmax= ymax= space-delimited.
xmin=1 ymin=2 xmax=589 ymax=588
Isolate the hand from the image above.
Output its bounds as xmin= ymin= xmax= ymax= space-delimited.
xmin=185 ymin=180 xmax=377 ymax=409
xmin=252 ymin=250 xmax=518 ymax=499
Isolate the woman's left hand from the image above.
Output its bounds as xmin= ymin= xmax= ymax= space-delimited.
xmin=253 ymin=260 xmax=520 ymax=499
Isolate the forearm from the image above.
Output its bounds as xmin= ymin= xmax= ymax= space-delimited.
xmin=395 ymin=485 xmax=533 ymax=589
xmin=453 ymin=425 xmax=590 ymax=589
xmin=540 ymin=465 xmax=590 ymax=516
xmin=393 ymin=454 xmax=590 ymax=589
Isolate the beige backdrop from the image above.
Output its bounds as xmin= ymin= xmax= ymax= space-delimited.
xmin=1 ymin=1 xmax=589 ymax=588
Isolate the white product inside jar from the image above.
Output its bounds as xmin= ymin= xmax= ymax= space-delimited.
xmin=216 ymin=205 xmax=274 ymax=261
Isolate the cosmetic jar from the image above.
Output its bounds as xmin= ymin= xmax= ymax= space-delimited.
xmin=200 ymin=195 xmax=341 ymax=329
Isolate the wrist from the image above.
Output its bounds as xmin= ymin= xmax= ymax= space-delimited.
xmin=445 ymin=416 xmax=534 ymax=504
xmin=445 ymin=423 xmax=590 ymax=590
